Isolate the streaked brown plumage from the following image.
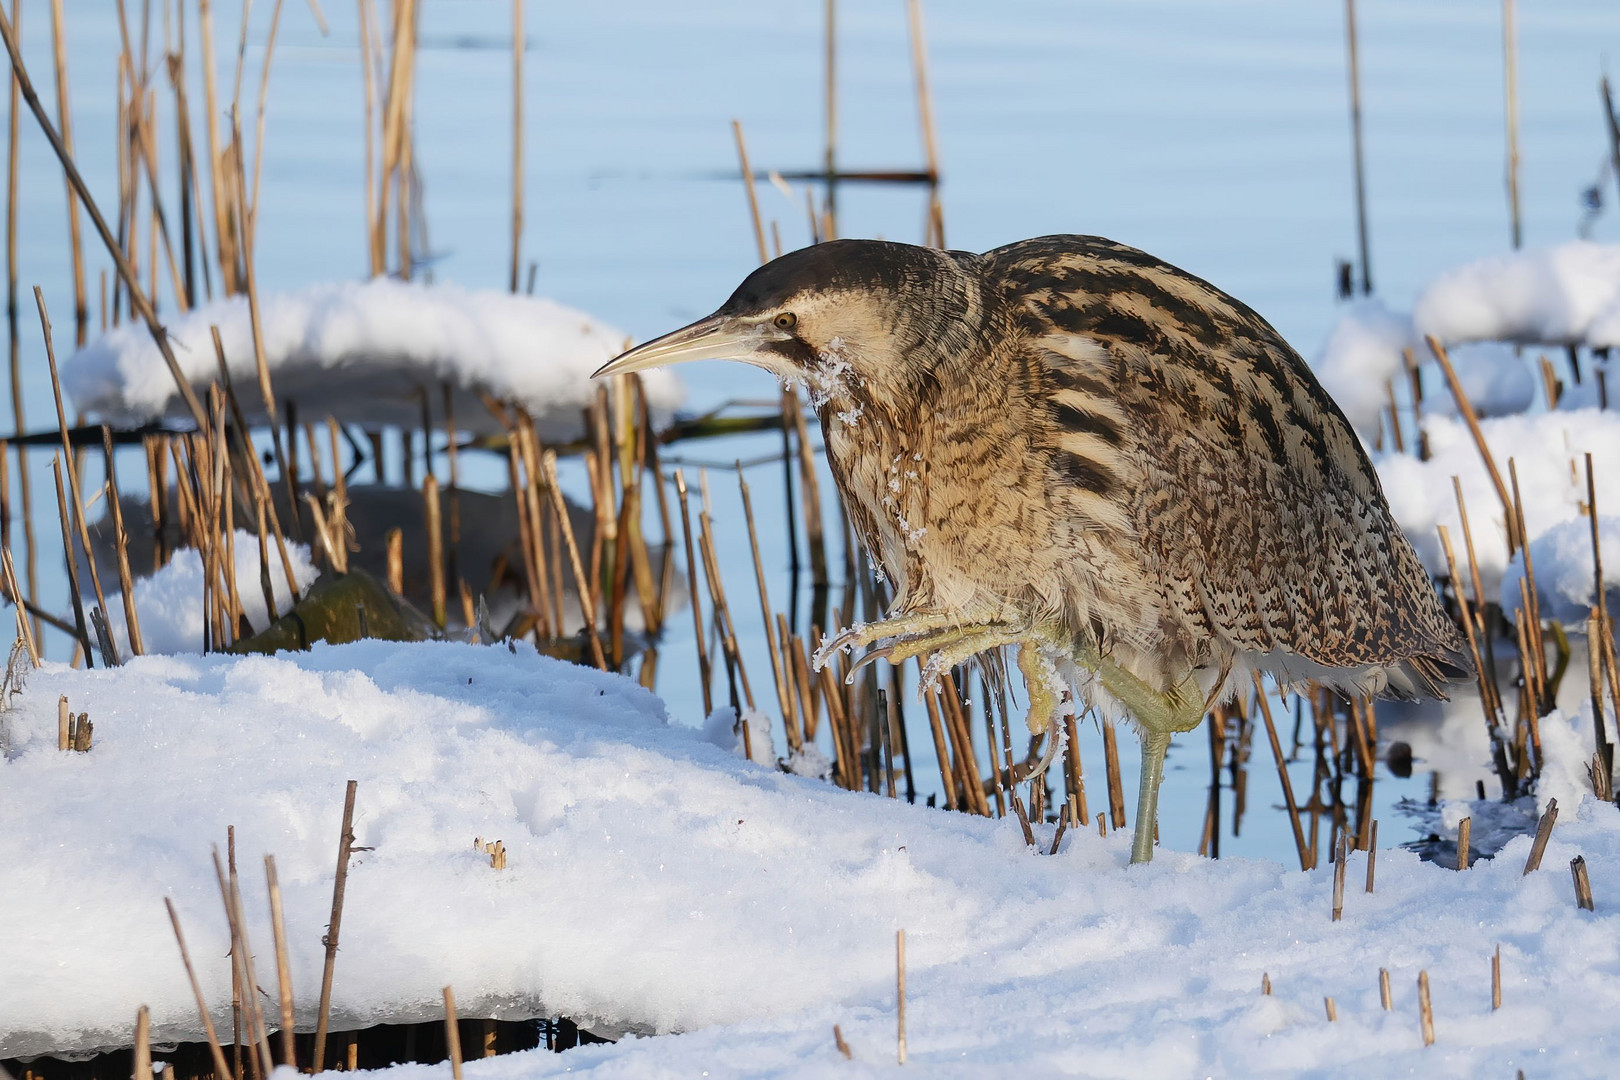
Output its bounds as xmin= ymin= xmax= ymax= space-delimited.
xmin=597 ymin=234 xmax=1470 ymax=863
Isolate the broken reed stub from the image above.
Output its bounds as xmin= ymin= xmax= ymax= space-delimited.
xmin=1332 ymin=834 xmax=1347 ymax=921
xmin=1524 ymin=798 xmax=1559 ymax=875
xmin=1378 ymin=968 xmax=1391 ymax=1010
xmin=472 ymin=837 xmax=507 ymax=869
xmin=1492 ymin=945 xmax=1502 ymax=1010
xmin=56 ymin=695 xmax=68 ymax=750
xmin=1417 ymin=971 xmax=1435 ymax=1047
xmin=1261 ymin=972 xmax=1271 ymax=996
xmin=833 ymin=1025 xmax=852 ymax=1060
xmin=67 ymin=712 xmax=92 ymax=752
xmin=1572 ymin=856 xmax=1595 ymax=911
xmin=896 ymin=929 xmax=907 ymax=1066
xmin=1324 ymin=996 xmax=1337 ymax=1022
xmin=1366 ymin=820 xmax=1378 ymax=893
xmin=1457 ymin=816 xmax=1471 ymax=871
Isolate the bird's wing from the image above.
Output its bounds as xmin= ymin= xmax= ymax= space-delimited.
xmin=989 ymin=235 xmax=1468 ymax=689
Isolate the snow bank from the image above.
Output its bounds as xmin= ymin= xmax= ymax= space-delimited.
xmin=3 ymin=641 xmax=1619 ymax=1077
xmin=1313 ymin=299 xmax=1414 ymax=435
xmin=62 ymin=279 xmax=685 ymax=441
xmin=1498 ymin=515 xmax=1620 ymax=626
xmin=1312 ymin=304 xmax=1536 ymax=438
xmin=101 ymin=532 xmax=318 ymax=655
xmin=1422 ymin=342 xmax=1537 ymax=421
xmin=1377 ymin=408 xmax=1620 ymax=604
xmin=1413 ymin=241 xmax=1620 ymax=348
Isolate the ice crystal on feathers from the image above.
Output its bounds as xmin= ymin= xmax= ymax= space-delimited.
xmin=807 ymin=336 xmax=858 ymax=408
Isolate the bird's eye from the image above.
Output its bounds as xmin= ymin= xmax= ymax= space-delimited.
xmin=773 ymin=312 xmax=797 ymax=331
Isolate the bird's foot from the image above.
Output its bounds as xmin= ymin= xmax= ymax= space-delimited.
xmin=812 ymin=612 xmax=965 ymax=671
xmin=829 ymin=621 xmax=1025 ymax=690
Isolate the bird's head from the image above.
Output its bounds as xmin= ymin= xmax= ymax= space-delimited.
xmin=592 ymin=239 xmax=982 ymax=402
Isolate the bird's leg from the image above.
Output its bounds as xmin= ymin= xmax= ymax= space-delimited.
xmin=1071 ymin=640 xmax=1203 ymax=864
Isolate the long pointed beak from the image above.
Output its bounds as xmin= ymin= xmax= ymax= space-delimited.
xmin=593 ymin=313 xmax=777 ymax=379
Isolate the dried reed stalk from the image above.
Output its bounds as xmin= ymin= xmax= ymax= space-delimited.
xmin=46 ymin=0 xmax=86 ymax=341
xmin=922 ymin=688 xmax=956 ymax=810
xmin=730 ymin=119 xmax=768 ymax=265
xmin=134 ymin=1005 xmax=151 ymax=1080
xmin=1101 ymin=719 xmax=1125 ymax=830
xmin=228 ymin=131 xmax=300 ymax=542
xmin=939 ymin=671 xmax=987 ymax=815
xmin=38 ymin=288 xmax=115 ymax=661
xmin=737 ymin=466 xmax=796 ymax=747
xmin=385 ymin=526 xmax=403 ymax=594
xmin=1457 ymin=816 xmax=1471 ymax=871
xmin=164 ymin=898 xmax=234 ymax=1080
xmin=442 ymin=987 xmax=464 ymax=1080
xmin=1509 ymin=460 xmax=1548 ymax=699
xmin=1428 ymin=336 xmax=1516 ymax=552
xmin=424 ymin=473 xmax=446 ymax=628
xmin=213 ymin=325 xmax=300 ymax=603
xmin=1 ymin=544 xmax=38 ymax=666
xmin=4 ymin=0 xmax=36 ymax=649
xmin=785 ymin=393 xmax=828 ymax=590
xmin=1437 ymin=524 xmax=1512 ymax=786
xmin=1378 ymin=967 xmax=1391 ymax=1009
xmin=509 ymin=0 xmax=523 ymax=291
xmin=904 ymin=0 xmax=942 ymax=235
xmin=540 ymin=450 xmax=606 ymax=669
xmin=264 ymin=856 xmax=297 ymax=1068
xmin=51 ymin=456 xmax=95 ymax=663
xmin=1254 ymin=673 xmax=1311 ymax=870
xmin=213 ymin=849 xmax=274 ymax=1079
xmin=1503 ymin=0 xmax=1522 ymax=249
xmin=101 ymin=427 xmax=144 ymax=654
xmin=312 ymin=780 xmax=358 ymax=1071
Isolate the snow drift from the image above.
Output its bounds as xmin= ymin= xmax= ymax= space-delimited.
xmin=1 ymin=640 xmax=1617 ymax=1077
xmin=62 ymin=279 xmax=685 ymax=441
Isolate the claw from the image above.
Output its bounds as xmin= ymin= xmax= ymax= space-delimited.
xmin=845 ymin=643 xmax=897 ymax=683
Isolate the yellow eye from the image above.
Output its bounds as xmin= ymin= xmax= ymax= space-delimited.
xmin=773 ymin=312 xmax=797 ymax=331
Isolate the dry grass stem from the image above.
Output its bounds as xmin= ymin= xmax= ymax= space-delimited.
xmin=312 ymin=780 xmax=358 ymax=1070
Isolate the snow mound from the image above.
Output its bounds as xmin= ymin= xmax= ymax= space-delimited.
xmin=1313 ymin=299 xmax=1416 ymax=435
xmin=1424 ymin=341 xmax=1538 ymax=421
xmin=1313 ymin=306 xmax=1536 ymax=439
xmin=1377 ymin=408 xmax=1620 ymax=603
xmin=2 ymin=641 xmax=1619 ymax=1077
xmin=103 ymin=532 xmax=318 ymax=655
xmin=1413 ymin=241 xmax=1620 ymax=347
xmin=1499 ymin=514 xmax=1620 ymax=626
xmin=62 ymin=279 xmax=685 ymax=441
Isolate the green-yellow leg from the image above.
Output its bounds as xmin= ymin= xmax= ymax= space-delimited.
xmin=1073 ymin=641 xmax=1204 ymax=864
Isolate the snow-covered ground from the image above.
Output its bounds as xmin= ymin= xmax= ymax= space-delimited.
xmin=62 ymin=279 xmax=685 ymax=441
xmin=2 ymin=640 xmax=1616 ymax=1077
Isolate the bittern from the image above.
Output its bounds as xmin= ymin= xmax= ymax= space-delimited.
xmin=596 ymin=235 xmax=1468 ymax=864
